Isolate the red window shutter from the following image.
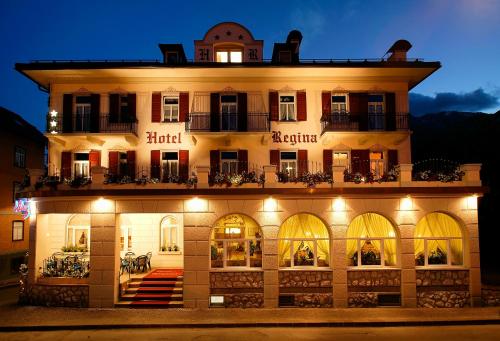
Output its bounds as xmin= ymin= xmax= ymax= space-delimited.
xmin=349 ymin=93 xmax=368 ymax=130
xmin=128 ymin=93 xmax=137 ymax=120
xmin=179 ymin=92 xmax=189 ymax=122
xmin=210 ymin=150 xmax=220 ymax=174
xmin=151 ymin=150 xmax=161 ymax=179
xmin=61 ymin=151 xmax=72 ymax=179
xmin=351 ymin=149 xmax=370 ymax=175
xmin=238 ymin=149 xmax=248 ymax=173
xmin=298 ymin=149 xmax=308 ymax=175
xmin=179 ymin=150 xmax=189 ymax=181
xmin=387 ymin=149 xmax=398 ymax=171
xmin=62 ymin=94 xmax=73 ymax=133
xmin=89 ymin=150 xmax=101 ymax=168
xmin=269 ymin=91 xmax=279 ymax=121
xmin=109 ymin=94 xmax=120 ymax=123
xmin=151 ymin=92 xmax=161 ymax=123
xmin=321 ymin=92 xmax=331 ymax=120
xmin=270 ymin=150 xmax=280 ymax=171
xmin=323 ymin=149 xmax=333 ymax=174
xmin=296 ymin=91 xmax=307 ymax=121
xmin=108 ymin=151 xmax=119 ymax=175
xmin=127 ymin=151 xmax=136 ymax=178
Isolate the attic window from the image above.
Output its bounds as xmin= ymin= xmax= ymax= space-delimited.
xmin=166 ymin=52 xmax=178 ymax=64
xmin=215 ymin=49 xmax=242 ymax=63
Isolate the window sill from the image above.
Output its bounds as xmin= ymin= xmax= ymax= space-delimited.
xmin=209 ymin=268 xmax=263 ymax=272
xmin=415 ymin=266 xmax=467 ymax=270
xmin=347 ymin=267 xmax=401 ymax=270
xmin=161 ymin=120 xmax=180 ymax=123
xmin=277 ymin=119 xmax=297 ymax=123
xmin=158 ymin=251 xmax=182 ymax=255
xmin=278 ymin=267 xmax=332 ymax=271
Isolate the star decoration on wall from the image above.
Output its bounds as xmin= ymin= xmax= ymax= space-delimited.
xmin=215 ymin=35 xmax=220 ymax=40
xmin=226 ymin=31 xmax=231 ymax=36
xmin=238 ymin=34 xmax=243 ymax=40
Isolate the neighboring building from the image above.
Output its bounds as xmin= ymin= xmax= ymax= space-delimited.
xmin=0 ymin=107 xmax=46 ymax=283
xmin=15 ymin=22 xmax=483 ymax=309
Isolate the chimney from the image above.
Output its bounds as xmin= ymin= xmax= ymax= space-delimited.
xmin=386 ymin=40 xmax=412 ymax=61
xmin=286 ymin=30 xmax=303 ymax=54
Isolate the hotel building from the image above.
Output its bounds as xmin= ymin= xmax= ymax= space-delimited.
xmin=15 ymin=22 xmax=483 ymax=309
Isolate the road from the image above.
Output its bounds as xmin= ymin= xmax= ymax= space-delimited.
xmin=1 ymin=325 xmax=500 ymax=341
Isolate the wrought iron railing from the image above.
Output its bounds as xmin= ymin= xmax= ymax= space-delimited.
xmin=41 ymin=252 xmax=89 ymax=278
xmin=186 ymin=113 xmax=270 ymax=132
xmin=321 ymin=112 xmax=409 ymax=133
xmin=209 ymin=161 xmax=264 ymax=186
xmin=106 ymin=164 xmax=197 ymax=184
xmin=46 ymin=113 xmax=138 ymax=135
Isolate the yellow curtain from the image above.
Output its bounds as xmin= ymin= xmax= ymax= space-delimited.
xmin=414 ymin=212 xmax=463 ymax=264
xmin=278 ymin=214 xmax=330 ymax=266
xmin=347 ymin=213 xmax=397 ymax=265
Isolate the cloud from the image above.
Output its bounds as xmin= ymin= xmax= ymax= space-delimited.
xmin=409 ymin=88 xmax=499 ymax=116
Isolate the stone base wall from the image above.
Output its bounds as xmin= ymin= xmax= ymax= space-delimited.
xmin=417 ymin=291 xmax=470 ymax=308
xmin=482 ymin=285 xmax=500 ymax=306
xmin=416 ymin=270 xmax=469 ymax=286
xmin=224 ymin=293 xmax=264 ymax=308
xmin=348 ymin=293 xmax=378 ymax=307
xmin=347 ymin=270 xmax=401 ymax=307
xmin=21 ymin=284 xmax=89 ymax=307
xmin=279 ymin=271 xmax=333 ymax=288
xmin=278 ymin=271 xmax=333 ymax=308
xmin=210 ymin=271 xmax=264 ymax=289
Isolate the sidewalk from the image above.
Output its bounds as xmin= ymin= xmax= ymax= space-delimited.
xmin=0 ymin=304 xmax=499 ymax=331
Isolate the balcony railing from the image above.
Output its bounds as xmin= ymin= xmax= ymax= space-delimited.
xmin=47 ymin=113 xmax=138 ymax=135
xmin=321 ymin=112 xmax=409 ymax=133
xmin=186 ymin=113 xmax=270 ymax=132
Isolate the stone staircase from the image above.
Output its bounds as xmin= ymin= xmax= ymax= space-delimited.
xmin=116 ymin=269 xmax=183 ymax=308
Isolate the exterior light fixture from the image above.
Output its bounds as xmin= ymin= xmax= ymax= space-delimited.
xmin=93 ymin=197 xmax=114 ymax=213
xmin=466 ymin=194 xmax=478 ymax=210
xmin=332 ymin=197 xmax=346 ymax=212
xmin=263 ymin=197 xmax=278 ymax=212
xmin=185 ymin=197 xmax=208 ymax=212
xmin=49 ymin=110 xmax=58 ymax=134
xmin=399 ymin=195 xmax=414 ymax=211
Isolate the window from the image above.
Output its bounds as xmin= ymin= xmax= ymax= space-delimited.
xmin=333 ymin=151 xmax=350 ymax=170
xmin=211 ymin=214 xmax=262 ymax=268
xmin=161 ymin=151 xmax=178 ymax=181
xmin=119 ymin=152 xmax=128 ymax=175
xmin=12 ymin=221 xmax=24 ymax=241
xmin=73 ymin=153 xmax=89 ymax=178
xmin=279 ymin=94 xmax=295 ymax=121
xmin=163 ymin=97 xmax=179 ymax=122
xmin=220 ymin=95 xmax=237 ymax=130
xmin=347 ymin=213 xmax=398 ymax=267
xmin=120 ymin=227 xmax=133 ymax=252
xmin=414 ymin=212 xmax=463 ymax=267
xmin=119 ymin=95 xmax=129 ymax=117
xmin=280 ymin=151 xmax=297 ymax=178
xmin=166 ymin=52 xmax=178 ymax=64
xmin=160 ymin=216 xmax=179 ymax=252
xmin=220 ymin=151 xmax=238 ymax=175
xmin=278 ymin=213 xmax=330 ymax=268
xmin=12 ymin=181 xmax=22 ymax=203
xmin=370 ymin=151 xmax=384 ymax=178
xmin=66 ymin=214 xmax=90 ymax=252
xmin=75 ymin=96 xmax=91 ymax=131
xmin=368 ymin=94 xmax=385 ymax=130
xmin=14 ymin=146 xmax=26 ymax=168
xmin=331 ymin=94 xmax=348 ymax=113
xmin=215 ymin=49 xmax=242 ymax=63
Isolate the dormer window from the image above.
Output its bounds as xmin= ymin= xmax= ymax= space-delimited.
xmin=215 ymin=48 xmax=243 ymax=63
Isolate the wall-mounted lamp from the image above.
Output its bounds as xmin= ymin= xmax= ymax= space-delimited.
xmin=332 ymin=197 xmax=347 ymax=212
xmin=466 ymin=194 xmax=478 ymax=210
xmin=93 ymin=197 xmax=114 ymax=213
xmin=263 ymin=197 xmax=278 ymax=212
xmin=49 ymin=110 xmax=58 ymax=134
xmin=185 ymin=197 xmax=208 ymax=212
xmin=399 ymin=195 xmax=414 ymax=211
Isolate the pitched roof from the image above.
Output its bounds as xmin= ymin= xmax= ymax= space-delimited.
xmin=0 ymin=106 xmax=47 ymax=144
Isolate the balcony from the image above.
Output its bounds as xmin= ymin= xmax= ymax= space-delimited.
xmin=47 ymin=112 xmax=138 ymax=135
xmin=185 ymin=113 xmax=270 ymax=133
xmin=321 ymin=112 xmax=409 ymax=134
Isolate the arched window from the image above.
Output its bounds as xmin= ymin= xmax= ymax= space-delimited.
xmin=278 ymin=213 xmax=330 ymax=268
xmin=160 ymin=216 xmax=179 ymax=252
xmin=414 ymin=212 xmax=463 ymax=267
xmin=66 ymin=214 xmax=90 ymax=252
xmin=210 ymin=214 xmax=262 ymax=268
xmin=346 ymin=213 xmax=397 ymax=267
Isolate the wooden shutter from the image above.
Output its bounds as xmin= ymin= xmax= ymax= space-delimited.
xmin=62 ymin=94 xmax=73 ymax=133
xmin=90 ymin=94 xmax=100 ymax=133
xmin=128 ymin=93 xmax=137 ymax=121
xmin=108 ymin=151 xmax=119 ymax=175
xmin=238 ymin=149 xmax=248 ymax=173
xmin=150 ymin=150 xmax=161 ymax=179
xmin=270 ymin=150 xmax=280 ymax=171
xmin=109 ymin=94 xmax=120 ymax=123
xmin=210 ymin=93 xmax=220 ymax=132
xmin=237 ymin=92 xmax=247 ymax=132
xmin=323 ymin=149 xmax=333 ymax=174
xmin=179 ymin=92 xmax=189 ymax=122
xmin=151 ymin=92 xmax=161 ymax=122
xmin=89 ymin=150 xmax=101 ymax=169
xmin=296 ymin=91 xmax=307 ymax=121
xmin=351 ymin=149 xmax=370 ymax=175
xmin=349 ymin=93 xmax=368 ymax=131
xmin=298 ymin=149 xmax=308 ymax=176
xmin=127 ymin=150 xmax=136 ymax=178
xmin=387 ymin=149 xmax=398 ymax=171
xmin=385 ymin=92 xmax=396 ymax=131
xmin=321 ymin=92 xmax=331 ymax=120
xmin=269 ymin=91 xmax=279 ymax=121
xmin=61 ymin=151 xmax=72 ymax=179
xmin=210 ymin=150 xmax=220 ymax=174
xmin=179 ymin=150 xmax=189 ymax=181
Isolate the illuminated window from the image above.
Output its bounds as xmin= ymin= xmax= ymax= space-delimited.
xmin=73 ymin=153 xmax=90 ymax=178
xmin=66 ymin=214 xmax=91 ymax=252
xmin=12 ymin=221 xmax=24 ymax=241
xmin=161 ymin=151 xmax=178 ymax=182
xmin=279 ymin=94 xmax=296 ymax=121
xmin=368 ymin=94 xmax=385 ymax=130
xmin=280 ymin=151 xmax=297 ymax=178
xmin=215 ymin=49 xmax=242 ymax=63
xmin=278 ymin=213 xmax=330 ymax=268
xmin=333 ymin=151 xmax=350 ymax=170
xmin=220 ymin=151 xmax=238 ymax=175
xmin=331 ymin=94 xmax=348 ymax=113
xmin=347 ymin=213 xmax=398 ymax=267
xmin=370 ymin=151 xmax=384 ymax=178
xmin=75 ymin=96 xmax=91 ymax=131
xmin=163 ymin=97 xmax=179 ymax=122
xmin=414 ymin=212 xmax=463 ymax=267
xmin=210 ymin=214 xmax=262 ymax=269
xmin=160 ymin=216 xmax=179 ymax=252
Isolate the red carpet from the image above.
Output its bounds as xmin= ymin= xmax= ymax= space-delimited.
xmin=144 ymin=268 xmax=183 ymax=279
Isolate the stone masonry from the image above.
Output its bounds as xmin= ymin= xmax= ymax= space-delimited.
xmin=416 ymin=270 xmax=470 ymax=308
xmin=347 ymin=270 xmax=401 ymax=308
xmin=22 ymin=284 xmax=89 ymax=307
xmin=210 ymin=271 xmax=264 ymax=308
xmin=278 ymin=271 xmax=333 ymax=308
xmin=482 ymin=285 xmax=500 ymax=306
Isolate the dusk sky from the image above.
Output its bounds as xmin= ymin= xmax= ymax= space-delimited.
xmin=1 ymin=0 xmax=499 ymax=130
